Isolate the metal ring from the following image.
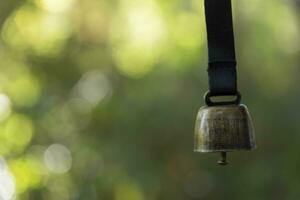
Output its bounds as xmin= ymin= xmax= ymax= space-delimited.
xmin=204 ymin=91 xmax=241 ymax=106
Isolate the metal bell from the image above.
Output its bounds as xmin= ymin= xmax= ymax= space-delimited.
xmin=194 ymin=103 xmax=256 ymax=165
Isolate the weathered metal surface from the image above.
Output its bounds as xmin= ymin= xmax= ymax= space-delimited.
xmin=194 ymin=104 xmax=256 ymax=152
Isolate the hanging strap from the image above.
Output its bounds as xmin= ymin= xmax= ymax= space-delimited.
xmin=204 ymin=0 xmax=238 ymax=97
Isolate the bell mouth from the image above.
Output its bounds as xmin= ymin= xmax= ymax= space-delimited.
xmin=194 ymin=104 xmax=257 ymax=154
xmin=194 ymin=146 xmax=257 ymax=153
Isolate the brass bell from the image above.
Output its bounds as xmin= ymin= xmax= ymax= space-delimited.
xmin=194 ymin=93 xmax=256 ymax=165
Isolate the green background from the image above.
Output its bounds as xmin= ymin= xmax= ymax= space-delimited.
xmin=0 ymin=0 xmax=300 ymax=199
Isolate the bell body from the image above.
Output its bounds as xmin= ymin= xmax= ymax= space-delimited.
xmin=194 ymin=104 xmax=256 ymax=153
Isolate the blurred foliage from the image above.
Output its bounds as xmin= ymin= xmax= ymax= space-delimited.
xmin=0 ymin=0 xmax=300 ymax=199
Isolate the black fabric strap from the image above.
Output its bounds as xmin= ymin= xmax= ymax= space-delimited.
xmin=204 ymin=0 xmax=237 ymax=96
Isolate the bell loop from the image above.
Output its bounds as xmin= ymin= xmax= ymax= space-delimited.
xmin=205 ymin=91 xmax=241 ymax=106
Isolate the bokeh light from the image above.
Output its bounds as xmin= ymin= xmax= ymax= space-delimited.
xmin=37 ymin=0 xmax=74 ymax=13
xmin=0 ymin=158 xmax=16 ymax=200
xmin=44 ymin=144 xmax=72 ymax=174
xmin=9 ymin=156 xmax=45 ymax=195
xmin=110 ymin=0 xmax=166 ymax=78
xmin=2 ymin=4 xmax=72 ymax=56
xmin=0 ymin=93 xmax=11 ymax=121
xmin=0 ymin=114 xmax=34 ymax=155
xmin=72 ymin=70 xmax=112 ymax=106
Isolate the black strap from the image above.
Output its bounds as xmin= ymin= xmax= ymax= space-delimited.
xmin=204 ymin=0 xmax=237 ymax=96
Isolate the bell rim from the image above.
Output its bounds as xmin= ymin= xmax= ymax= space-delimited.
xmin=194 ymin=145 xmax=257 ymax=153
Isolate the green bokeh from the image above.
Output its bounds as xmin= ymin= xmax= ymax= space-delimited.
xmin=0 ymin=0 xmax=300 ymax=199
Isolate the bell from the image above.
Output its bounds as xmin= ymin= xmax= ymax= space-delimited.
xmin=194 ymin=103 xmax=256 ymax=165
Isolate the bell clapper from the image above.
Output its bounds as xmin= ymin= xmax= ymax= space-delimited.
xmin=218 ymin=152 xmax=228 ymax=166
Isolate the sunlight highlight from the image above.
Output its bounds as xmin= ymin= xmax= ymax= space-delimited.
xmin=0 ymin=158 xmax=16 ymax=200
xmin=111 ymin=0 xmax=166 ymax=78
xmin=0 ymin=94 xmax=11 ymax=121
xmin=39 ymin=0 xmax=74 ymax=13
xmin=127 ymin=3 xmax=165 ymax=48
